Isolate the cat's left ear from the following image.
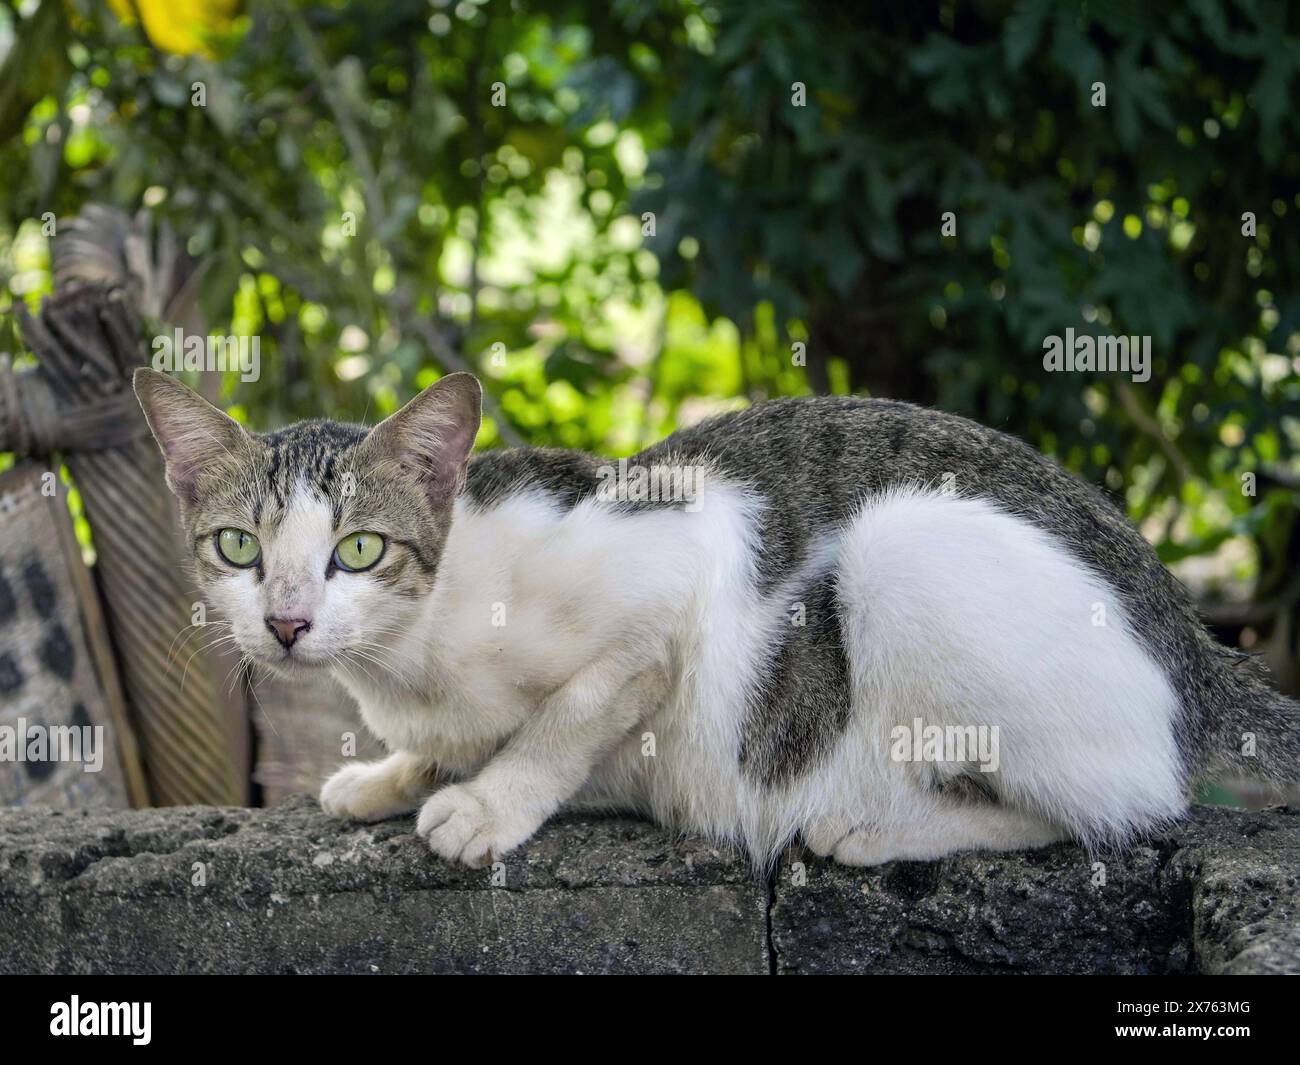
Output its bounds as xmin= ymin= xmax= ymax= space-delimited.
xmin=363 ymin=372 xmax=482 ymax=506
xmin=133 ymin=367 xmax=251 ymax=504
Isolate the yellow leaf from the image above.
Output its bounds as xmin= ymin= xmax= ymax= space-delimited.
xmin=108 ymin=0 xmax=239 ymax=57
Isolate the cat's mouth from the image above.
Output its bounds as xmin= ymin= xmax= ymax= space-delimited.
xmin=251 ymin=645 xmax=331 ymax=672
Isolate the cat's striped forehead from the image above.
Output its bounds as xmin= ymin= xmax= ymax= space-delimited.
xmin=252 ymin=419 xmax=369 ymax=526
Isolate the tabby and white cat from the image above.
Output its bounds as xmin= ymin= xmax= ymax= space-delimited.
xmin=134 ymin=367 xmax=1298 ymax=869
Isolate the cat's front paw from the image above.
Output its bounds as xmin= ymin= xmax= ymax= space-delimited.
xmin=320 ymin=760 xmax=420 ymax=822
xmin=416 ymin=784 xmax=538 ymax=868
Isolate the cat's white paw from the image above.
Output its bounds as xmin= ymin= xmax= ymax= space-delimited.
xmin=319 ymin=761 xmax=419 ymax=822
xmin=416 ymin=784 xmax=536 ymax=868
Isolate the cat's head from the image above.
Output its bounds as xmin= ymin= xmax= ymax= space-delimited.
xmin=133 ymin=368 xmax=481 ymax=673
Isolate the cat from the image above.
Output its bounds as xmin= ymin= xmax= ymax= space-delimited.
xmin=133 ymin=367 xmax=1300 ymax=870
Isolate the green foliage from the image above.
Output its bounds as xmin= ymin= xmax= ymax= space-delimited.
xmin=0 ymin=0 xmax=1298 ymax=613
xmin=621 ymin=1 xmax=1300 ymax=538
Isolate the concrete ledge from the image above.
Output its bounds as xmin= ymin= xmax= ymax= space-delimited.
xmin=0 ymin=798 xmax=1296 ymax=974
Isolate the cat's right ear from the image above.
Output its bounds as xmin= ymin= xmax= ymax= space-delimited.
xmin=361 ymin=372 xmax=483 ymax=508
xmin=133 ymin=367 xmax=250 ymax=504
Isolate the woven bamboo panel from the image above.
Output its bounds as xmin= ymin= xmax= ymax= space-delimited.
xmin=67 ymin=438 xmax=248 ymax=805
xmin=0 ymin=461 xmax=146 ymax=807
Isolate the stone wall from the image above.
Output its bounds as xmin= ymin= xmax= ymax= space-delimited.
xmin=1 ymin=798 xmax=1296 ymax=974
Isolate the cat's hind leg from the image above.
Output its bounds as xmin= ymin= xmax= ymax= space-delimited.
xmin=821 ymin=798 xmax=1066 ymax=866
xmin=821 ymin=485 xmax=1187 ymax=860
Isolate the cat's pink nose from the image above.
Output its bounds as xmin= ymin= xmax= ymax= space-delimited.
xmin=265 ymin=616 xmax=311 ymax=649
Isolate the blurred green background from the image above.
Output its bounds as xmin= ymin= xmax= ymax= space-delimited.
xmin=1 ymin=0 xmax=1298 ymax=694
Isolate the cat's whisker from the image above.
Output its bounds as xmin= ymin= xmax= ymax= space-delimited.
xmin=243 ymin=660 xmax=281 ymax=739
xmin=175 ymin=631 xmax=242 ymax=691
xmin=322 ymin=648 xmax=383 ymax=694
xmin=336 ymin=649 xmax=386 ymax=688
xmin=348 ymin=635 xmax=410 ymax=667
xmin=164 ymin=622 xmax=205 ymax=662
xmin=164 ymin=618 xmax=232 ymax=665
xmin=345 ymin=652 xmax=393 ymax=683
xmin=221 ymin=648 xmax=256 ymax=694
xmin=347 ymin=634 xmax=404 ymax=657
xmin=166 ymin=627 xmax=237 ymax=678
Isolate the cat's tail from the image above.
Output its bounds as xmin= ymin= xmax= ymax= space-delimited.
xmin=1199 ymin=645 xmax=1300 ymax=788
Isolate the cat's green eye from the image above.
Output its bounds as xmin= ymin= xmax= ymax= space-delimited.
xmin=216 ymin=528 xmax=261 ymax=568
xmin=333 ymin=532 xmax=385 ymax=573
